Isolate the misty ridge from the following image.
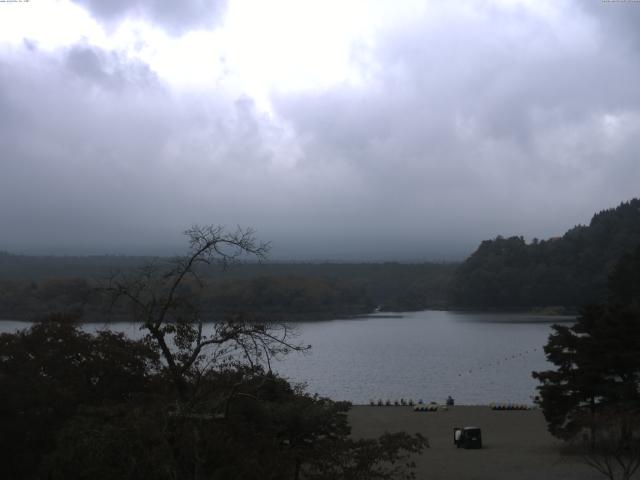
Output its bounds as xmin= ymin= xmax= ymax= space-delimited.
xmin=1 ymin=197 xmax=638 ymax=322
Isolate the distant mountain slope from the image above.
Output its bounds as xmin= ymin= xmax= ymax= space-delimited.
xmin=450 ymin=199 xmax=640 ymax=309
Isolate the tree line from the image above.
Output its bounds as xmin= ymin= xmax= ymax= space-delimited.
xmin=0 ymin=258 xmax=455 ymax=321
xmin=450 ymin=199 xmax=640 ymax=309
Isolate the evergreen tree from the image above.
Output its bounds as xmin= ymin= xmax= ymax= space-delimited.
xmin=532 ymin=247 xmax=640 ymax=440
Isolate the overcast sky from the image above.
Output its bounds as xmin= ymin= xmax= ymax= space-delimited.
xmin=1 ymin=0 xmax=639 ymax=260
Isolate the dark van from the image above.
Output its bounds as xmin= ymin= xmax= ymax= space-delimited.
xmin=453 ymin=426 xmax=482 ymax=449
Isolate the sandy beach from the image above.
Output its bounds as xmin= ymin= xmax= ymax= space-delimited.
xmin=349 ymin=405 xmax=603 ymax=480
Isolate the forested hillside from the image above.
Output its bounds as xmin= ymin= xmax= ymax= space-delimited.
xmin=0 ymin=255 xmax=455 ymax=320
xmin=450 ymin=199 xmax=640 ymax=309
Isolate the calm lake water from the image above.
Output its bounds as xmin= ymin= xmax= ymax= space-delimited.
xmin=0 ymin=311 xmax=573 ymax=405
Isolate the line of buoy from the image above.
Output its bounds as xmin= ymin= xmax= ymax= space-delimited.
xmin=456 ymin=347 xmax=542 ymax=377
xmin=366 ymin=402 xmax=536 ymax=410
xmin=369 ymin=399 xmax=415 ymax=406
xmin=490 ymin=403 xmax=533 ymax=410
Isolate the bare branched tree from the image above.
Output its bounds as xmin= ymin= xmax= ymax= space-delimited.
xmin=104 ymin=225 xmax=309 ymax=400
xmin=578 ymin=408 xmax=640 ymax=480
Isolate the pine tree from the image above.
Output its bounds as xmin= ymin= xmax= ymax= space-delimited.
xmin=532 ymin=247 xmax=640 ymax=440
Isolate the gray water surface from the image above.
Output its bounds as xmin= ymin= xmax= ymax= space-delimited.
xmin=1 ymin=311 xmax=572 ymax=405
xmin=272 ymin=311 xmax=571 ymax=405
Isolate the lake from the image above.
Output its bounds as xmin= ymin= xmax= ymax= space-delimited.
xmin=0 ymin=310 xmax=573 ymax=405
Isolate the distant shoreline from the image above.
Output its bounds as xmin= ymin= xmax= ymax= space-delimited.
xmin=426 ymin=306 xmax=579 ymax=316
xmin=0 ymin=307 xmax=578 ymax=325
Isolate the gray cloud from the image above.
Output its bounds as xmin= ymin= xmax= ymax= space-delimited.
xmin=1 ymin=1 xmax=639 ymax=260
xmin=0 ymin=44 xmax=328 ymax=256
xmin=71 ymin=0 xmax=228 ymax=35
xmin=580 ymin=0 xmax=640 ymax=51
xmin=271 ymin=0 xmax=640 ymax=250
xmin=65 ymin=44 xmax=157 ymax=90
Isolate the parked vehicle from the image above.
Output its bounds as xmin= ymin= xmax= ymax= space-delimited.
xmin=453 ymin=426 xmax=482 ymax=449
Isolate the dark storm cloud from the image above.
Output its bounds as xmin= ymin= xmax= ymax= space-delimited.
xmin=71 ymin=0 xmax=228 ymax=34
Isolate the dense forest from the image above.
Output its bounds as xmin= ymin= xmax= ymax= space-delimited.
xmin=450 ymin=199 xmax=640 ymax=309
xmin=0 ymin=255 xmax=455 ymax=320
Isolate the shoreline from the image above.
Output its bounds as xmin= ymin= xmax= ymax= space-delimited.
xmin=0 ymin=307 xmax=578 ymax=324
